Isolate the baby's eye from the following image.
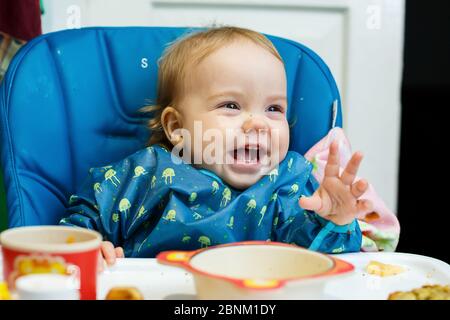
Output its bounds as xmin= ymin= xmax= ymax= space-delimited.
xmin=220 ymin=102 xmax=240 ymax=110
xmin=266 ymin=105 xmax=284 ymax=113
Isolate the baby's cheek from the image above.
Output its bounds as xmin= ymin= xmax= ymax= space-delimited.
xmin=271 ymin=127 xmax=290 ymax=163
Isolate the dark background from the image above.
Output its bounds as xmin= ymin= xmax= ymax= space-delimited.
xmin=397 ymin=0 xmax=449 ymax=262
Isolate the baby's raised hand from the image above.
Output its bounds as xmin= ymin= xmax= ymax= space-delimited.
xmin=299 ymin=141 xmax=373 ymax=226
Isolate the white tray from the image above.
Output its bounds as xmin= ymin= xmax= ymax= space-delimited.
xmin=2 ymin=251 xmax=449 ymax=300
xmin=324 ymin=252 xmax=450 ymax=299
xmin=98 ymin=258 xmax=196 ymax=300
xmin=97 ymin=252 xmax=450 ymax=300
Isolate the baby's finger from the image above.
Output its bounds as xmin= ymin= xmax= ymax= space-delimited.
xmin=97 ymin=252 xmax=105 ymax=273
xmin=299 ymin=193 xmax=322 ymax=212
xmin=101 ymin=241 xmax=117 ymax=266
xmin=341 ymin=152 xmax=363 ymax=185
xmin=115 ymin=247 xmax=125 ymax=259
xmin=356 ymin=199 xmax=373 ymax=214
xmin=351 ymin=179 xmax=368 ymax=198
xmin=324 ymin=141 xmax=340 ymax=178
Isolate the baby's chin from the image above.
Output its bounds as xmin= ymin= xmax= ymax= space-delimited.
xmin=221 ymin=173 xmax=263 ymax=190
xmin=216 ymin=165 xmax=273 ymax=190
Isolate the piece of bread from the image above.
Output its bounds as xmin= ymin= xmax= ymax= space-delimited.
xmin=105 ymin=287 xmax=144 ymax=300
xmin=366 ymin=260 xmax=405 ymax=277
xmin=388 ymin=284 xmax=450 ymax=300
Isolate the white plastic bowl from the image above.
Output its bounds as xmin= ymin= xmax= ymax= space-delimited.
xmin=157 ymin=241 xmax=354 ymax=299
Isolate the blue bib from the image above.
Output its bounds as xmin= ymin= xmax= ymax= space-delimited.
xmin=61 ymin=145 xmax=361 ymax=256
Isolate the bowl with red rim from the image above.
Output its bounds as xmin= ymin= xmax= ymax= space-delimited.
xmin=157 ymin=241 xmax=354 ymax=299
xmin=0 ymin=226 xmax=102 ymax=300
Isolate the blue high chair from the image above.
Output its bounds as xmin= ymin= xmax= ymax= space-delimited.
xmin=0 ymin=27 xmax=342 ymax=227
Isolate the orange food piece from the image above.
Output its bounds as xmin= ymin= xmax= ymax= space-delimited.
xmin=105 ymin=287 xmax=144 ymax=300
xmin=66 ymin=236 xmax=76 ymax=244
xmin=364 ymin=211 xmax=380 ymax=222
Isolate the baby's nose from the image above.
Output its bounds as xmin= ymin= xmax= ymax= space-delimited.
xmin=242 ymin=115 xmax=269 ymax=134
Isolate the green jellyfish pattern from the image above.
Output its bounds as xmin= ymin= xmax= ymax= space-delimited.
xmin=162 ymin=168 xmax=175 ymax=184
xmin=211 ymin=181 xmax=219 ymax=195
xmin=119 ymin=198 xmax=131 ymax=217
xmin=288 ymin=183 xmax=299 ymax=197
xmin=188 ymin=192 xmax=197 ymax=203
xmin=93 ymin=183 xmax=102 ymax=193
xmin=112 ymin=213 xmax=119 ymax=223
xmin=269 ymin=168 xmax=278 ymax=182
xmin=220 ymin=188 xmax=231 ymax=207
xmin=273 ymin=216 xmax=279 ymax=226
xmin=287 ymin=158 xmax=293 ymax=171
xmin=182 ymin=235 xmax=191 ymax=243
xmin=105 ymin=169 xmax=121 ymax=187
xmin=137 ymin=206 xmax=147 ymax=219
xmin=226 ymin=216 xmax=234 ymax=229
xmin=198 ymin=236 xmax=211 ymax=248
xmin=270 ymin=192 xmax=278 ymax=202
xmin=133 ymin=166 xmax=148 ymax=178
xmin=192 ymin=212 xmax=203 ymax=220
xmin=163 ymin=209 xmax=176 ymax=222
xmin=258 ymin=205 xmax=267 ymax=227
xmin=68 ymin=195 xmax=78 ymax=205
xmin=245 ymin=199 xmax=257 ymax=214
xmin=151 ymin=175 xmax=156 ymax=189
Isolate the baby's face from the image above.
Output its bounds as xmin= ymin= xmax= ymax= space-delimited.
xmin=176 ymin=40 xmax=289 ymax=189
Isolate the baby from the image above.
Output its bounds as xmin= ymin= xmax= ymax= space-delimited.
xmin=60 ymin=26 xmax=400 ymax=265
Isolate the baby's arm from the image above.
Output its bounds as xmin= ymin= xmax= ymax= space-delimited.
xmin=275 ymin=209 xmax=362 ymax=253
xmin=273 ymin=143 xmax=363 ymax=253
xmin=60 ymin=169 xmax=124 ymax=265
xmin=303 ymin=127 xmax=400 ymax=251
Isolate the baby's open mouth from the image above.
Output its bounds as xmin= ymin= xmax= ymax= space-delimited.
xmin=230 ymin=144 xmax=268 ymax=166
xmin=233 ymin=145 xmax=259 ymax=164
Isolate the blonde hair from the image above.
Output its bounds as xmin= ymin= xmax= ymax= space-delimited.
xmin=141 ymin=26 xmax=283 ymax=149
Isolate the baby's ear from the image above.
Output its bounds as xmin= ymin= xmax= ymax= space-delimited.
xmin=161 ymin=106 xmax=184 ymax=146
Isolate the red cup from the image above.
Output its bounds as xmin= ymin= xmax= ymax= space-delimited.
xmin=0 ymin=226 xmax=102 ymax=300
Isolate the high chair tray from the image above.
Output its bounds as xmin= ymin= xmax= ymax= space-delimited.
xmin=97 ymin=252 xmax=450 ymax=300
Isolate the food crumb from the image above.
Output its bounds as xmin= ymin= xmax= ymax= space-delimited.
xmin=65 ymin=236 xmax=76 ymax=244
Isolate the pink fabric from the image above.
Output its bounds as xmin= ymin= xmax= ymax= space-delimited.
xmin=304 ymin=127 xmax=400 ymax=251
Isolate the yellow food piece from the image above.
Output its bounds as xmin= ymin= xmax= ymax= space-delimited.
xmin=0 ymin=282 xmax=11 ymax=300
xmin=366 ymin=260 xmax=405 ymax=277
xmin=105 ymin=287 xmax=144 ymax=300
xmin=388 ymin=284 xmax=450 ymax=300
xmin=66 ymin=236 xmax=76 ymax=244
